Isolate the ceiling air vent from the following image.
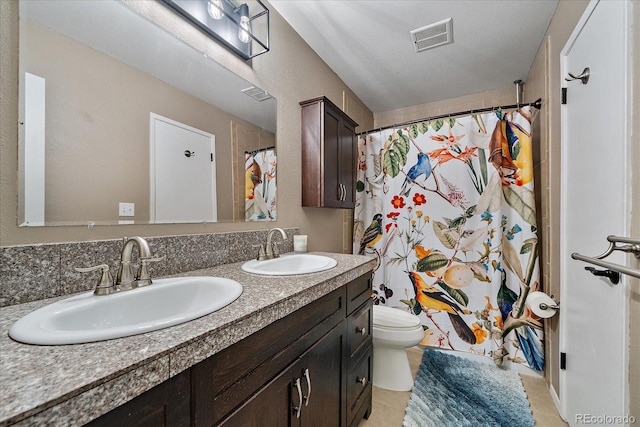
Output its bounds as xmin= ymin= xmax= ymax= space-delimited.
xmin=410 ymin=17 xmax=453 ymax=53
xmin=241 ymin=86 xmax=273 ymax=101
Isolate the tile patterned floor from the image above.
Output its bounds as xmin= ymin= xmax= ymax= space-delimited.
xmin=359 ymin=347 xmax=568 ymax=426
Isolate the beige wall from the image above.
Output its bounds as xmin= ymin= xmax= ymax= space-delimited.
xmin=0 ymin=0 xmax=373 ymax=248
xmin=374 ymin=85 xmax=516 ymax=129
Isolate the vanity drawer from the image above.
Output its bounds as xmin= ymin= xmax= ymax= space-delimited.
xmin=347 ymin=273 xmax=372 ymax=315
xmin=347 ymin=301 xmax=372 ymax=359
xmin=346 ymin=344 xmax=372 ymax=426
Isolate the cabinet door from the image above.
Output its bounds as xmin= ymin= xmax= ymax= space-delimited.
xmin=338 ymin=118 xmax=356 ymax=208
xmin=323 ymin=104 xmax=343 ymax=208
xmin=219 ymin=362 xmax=300 ymax=427
xmin=300 ymin=324 xmax=344 ymax=427
xmin=219 ymin=325 xmax=344 ymax=427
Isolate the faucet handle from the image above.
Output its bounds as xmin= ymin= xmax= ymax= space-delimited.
xmin=271 ymin=242 xmax=281 ymax=258
xmin=136 ymin=256 xmax=166 ymax=287
xmin=252 ymin=244 xmax=267 ymax=261
xmin=75 ymin=264 xmax=115 ymax=295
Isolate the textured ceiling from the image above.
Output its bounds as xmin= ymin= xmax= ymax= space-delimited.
xmin=270 ymin=0 xmax=558 ymax=113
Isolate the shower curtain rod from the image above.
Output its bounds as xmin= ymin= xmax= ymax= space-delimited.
xmin=245 ymin=146 xmax=275 ymax=155
xmin=360 ymin=97 xmax=542 ymax=135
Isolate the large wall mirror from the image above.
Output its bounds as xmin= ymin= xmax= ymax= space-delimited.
xmin=18 ymin=0 xmax=277 ymax=227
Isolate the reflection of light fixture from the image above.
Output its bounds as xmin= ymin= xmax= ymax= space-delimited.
xmin=207 ymin=0 xmax=224 ymax=19
xmin=161 ymin=0 xmax=270 ymax=60
xmin=237 ymin=3 xmax=251 ymax=43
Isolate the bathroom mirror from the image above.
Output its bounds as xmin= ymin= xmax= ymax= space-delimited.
xmin=18 ymin=0 xmax=277 ymax=226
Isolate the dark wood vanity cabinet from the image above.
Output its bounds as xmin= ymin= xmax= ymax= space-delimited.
xmin=87 ymin=274 xmax=373 ymax=427
xmin=300 ymin=97 xmax=359 ymax=209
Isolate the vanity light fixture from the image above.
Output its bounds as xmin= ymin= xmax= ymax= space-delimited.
xmin=161 ymin=0 xmax=269 ymax=60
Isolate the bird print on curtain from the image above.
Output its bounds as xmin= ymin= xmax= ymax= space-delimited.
xmin=354 ymin=107 xmax=544 ymax=370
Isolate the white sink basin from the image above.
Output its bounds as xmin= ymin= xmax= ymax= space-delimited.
xmin=241 ymin=253 xmax=337 ymax=276
xmin=9 ymin=276 xmax=242 ymax=345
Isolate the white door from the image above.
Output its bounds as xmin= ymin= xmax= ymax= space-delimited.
xmin=150 ymin=113 xmax=217 ymax=223
xmin=560 ymin=1 xmax=630 ymax=424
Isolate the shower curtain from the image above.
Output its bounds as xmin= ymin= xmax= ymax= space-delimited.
xmin=245 ymin=148 xmax=277 ymax=221
xmin=354 ymin=107 xmax=543 ymax=370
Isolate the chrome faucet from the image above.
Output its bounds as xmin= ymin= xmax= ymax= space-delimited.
xmin=75 ymin=236 xmax=164 ymax=295
xmin=254 ymin=228 xmax=288 ymax=261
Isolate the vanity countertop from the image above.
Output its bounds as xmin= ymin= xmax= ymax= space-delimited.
xmin=0 ymin=252 xmax=376 ymax=426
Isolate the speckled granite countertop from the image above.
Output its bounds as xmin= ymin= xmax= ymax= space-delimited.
xmin=0 ymin=253 xmax=375 ymax=426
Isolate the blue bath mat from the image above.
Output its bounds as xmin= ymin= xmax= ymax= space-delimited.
xmin=403 ymin=349 xmax=535 ymax=427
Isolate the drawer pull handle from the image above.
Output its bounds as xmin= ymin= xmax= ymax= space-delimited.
xmin=293 ymin=378 xmax=303 ymax=418
xmin=356 ymin=327 xmax=366 ymax=335
xmin=357 ymin=377 xmax=367 ymax=386
xmin=303 ymin=368 xmax=312 ymax=406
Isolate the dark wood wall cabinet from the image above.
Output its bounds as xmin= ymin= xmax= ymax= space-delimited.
xmin=300 ymin=97 xmax=359 ymax=209
xmin=88 ymin=274 xmax=373 ymax=427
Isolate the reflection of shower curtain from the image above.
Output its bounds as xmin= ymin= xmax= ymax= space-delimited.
xmin=245 ymin=148 xmax=277 ymax=221
xmin=354 ymin=107 xmax=543 ymax=370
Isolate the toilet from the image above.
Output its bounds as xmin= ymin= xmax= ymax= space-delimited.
xmin=372 ymin=305 xmax=424 ymax=391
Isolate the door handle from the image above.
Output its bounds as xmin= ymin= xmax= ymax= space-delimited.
xmin=292 ymin=377 xmax=303 ymax=418
xmin=565 ymin=67 xmax=590 ymax=84
xmin=303 ymin=368 xmax=311 ymax=406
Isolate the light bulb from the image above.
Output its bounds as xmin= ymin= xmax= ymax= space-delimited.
xmin=238 ymin=16 xmax=250 ymax=43
xmin=237 ymin=4 xmax=251 ymax=43
xmin=207 ymin=0 xmax=224 ymax=20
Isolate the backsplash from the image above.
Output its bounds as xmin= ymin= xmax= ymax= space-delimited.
xmin=0 ymin=228 xmax=298 ymax=307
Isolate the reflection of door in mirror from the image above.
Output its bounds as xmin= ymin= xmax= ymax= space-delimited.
xmin=150 ymin=114 xmax=217 ymax=223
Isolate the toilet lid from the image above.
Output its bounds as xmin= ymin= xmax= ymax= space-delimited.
xmin=373 ymin=305 xmax=421 ymax=330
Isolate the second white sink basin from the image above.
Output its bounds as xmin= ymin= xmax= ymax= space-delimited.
xmin=241 ymin=253 xmax=337 ymax=276
xmin=9 ymin=276 xmax=242 ymax=345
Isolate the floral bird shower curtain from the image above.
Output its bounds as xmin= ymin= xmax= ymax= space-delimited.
xmin=354 ymin=107 xmax=544 ymax=370
xmin=245 ymin=148 xmax=277 ymax=221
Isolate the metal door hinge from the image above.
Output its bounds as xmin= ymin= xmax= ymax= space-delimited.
xmin=561 ymin=88 xmax=567 ymax=105
xmin=560 ymin=352 xmax=567 ymax=370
